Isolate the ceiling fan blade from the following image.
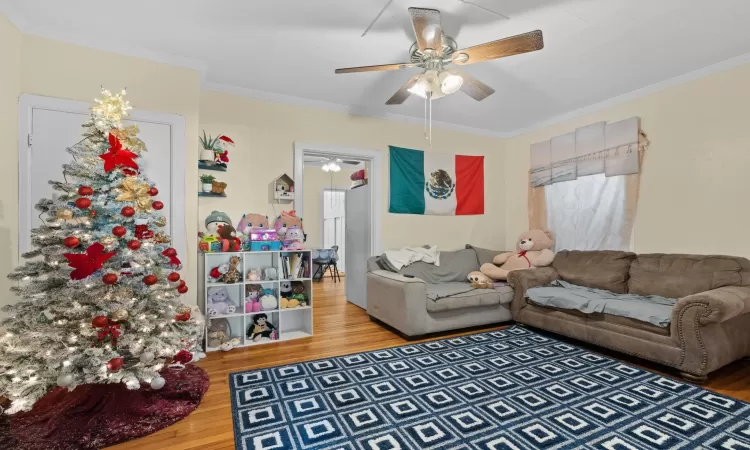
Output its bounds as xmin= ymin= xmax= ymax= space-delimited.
xmin=454 ymin=70 xmax=495 ymax=101
xmin=386 ymin=75 xmax=420 ymax=105
xmin=335 ymin=63 xmax=415 ymax=74
xmin=409 ymin=7 xmax=443 ymax=56
xmin=452 ymin=30 xmax=544 ymax=66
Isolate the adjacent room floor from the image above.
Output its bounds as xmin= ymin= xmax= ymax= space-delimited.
xmin=110 ymin=278 xmax=750 ymax=450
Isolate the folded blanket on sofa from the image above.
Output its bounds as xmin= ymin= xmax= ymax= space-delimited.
xmin=527 ymin=280 xmax=677 ymax=327
xmin=381 ymin=246 xmax=440 ymax=271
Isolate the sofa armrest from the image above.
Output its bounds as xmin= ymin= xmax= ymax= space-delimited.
xmin=366 ymin=271 xmax=427 ymax=336
xmin=672 ymin=286 xmax=750 ymax=326
xmin=507 ymin=267 xmax=560 ymax=316
xmin=369 ymin=270 xmax=426 ymax=284
xmin=671 ymin=286 xmax=750 ymax=375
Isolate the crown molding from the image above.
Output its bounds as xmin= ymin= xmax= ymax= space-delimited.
xmin=201 ymin=82 xmax=508 ymax=139
xmin=506 ymin=51 xmax=750 ymax=138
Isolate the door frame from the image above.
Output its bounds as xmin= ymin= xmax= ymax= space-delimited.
xmin=17 ymin=94 xmax=188 ymax=259
xmin=293 ymin=141 xmax=383 ymax=256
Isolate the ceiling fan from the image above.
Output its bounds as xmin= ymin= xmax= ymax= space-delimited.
xmin=335 ymin=7 xmax=544 ymax=105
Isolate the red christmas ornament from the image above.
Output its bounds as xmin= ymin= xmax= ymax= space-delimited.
xmin=148 ymin=187 xmax=159 ymax=196
xmin=63 ymin=243 xmax=116 ymax=280
xmin=63 ymin=236 xmax=80 ymax=248
xmin=99 ymin=133 xmax=138 ymax=173
xmin=75 ymin=198 xmax=91 ymax=209
xmin=143 ymin=274 xmax=158 ymax=286
xmin=177 ymin=284 xmax=188 ymax=294
xmin=121 ymin=206 xmax=135 ymax=217
xmin=127 ymin=240 xmax=141 ymax=250
xmin=179 ymin=280 xmax=186 ymax=287
xmin=174 ymin=311 xmax=191 ymax=322
xmin=107 ymin=357 xmax=124 ymax=372
xmin=112 ymin=226 xmax=127 ymax=237
xmin=102 ymin=273 xmax=118 ymax=285
xmin=167 ymin=272 xmax=180 ymax=282
xmin=152 ymin=201 xmax=164 ymax=211
xmin=163 ymin=247 xmax=177 ymax=257
xmin=173 ymin=350 xmax=193 ymax=364
xmin=92 ymin=315 xmax=109 ymax=328
xmin=77 ymin=186 xmax=94 ymax=196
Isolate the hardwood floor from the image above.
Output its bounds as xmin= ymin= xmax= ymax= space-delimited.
xmin=111 ymin=277 xmax=750 ymax=450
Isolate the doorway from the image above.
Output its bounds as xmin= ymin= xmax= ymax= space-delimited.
xmin=294 ymin=142 xmax=382 ymax=310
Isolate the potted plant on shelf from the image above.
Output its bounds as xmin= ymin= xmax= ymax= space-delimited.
xmin=200 ymin=174 xmax=215 ymax=193
xmin=199 ymin=131 xmax=234 ymax=167
xmin=199 ymin=132 xmax=219 ymax=162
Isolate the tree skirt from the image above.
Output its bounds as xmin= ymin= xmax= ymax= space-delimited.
xmin=0 ymin=365 xmax=209 ymax=450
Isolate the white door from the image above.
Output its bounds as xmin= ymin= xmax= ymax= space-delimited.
xmin=19 ymin=96 xmax=186 ymax=257
xmin=345 ymin=185 xmax=371 ymax=310
xmin=322 ymin=189 xmax=346 ymax=271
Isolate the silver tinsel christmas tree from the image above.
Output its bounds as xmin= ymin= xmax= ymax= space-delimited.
xmin=0 ymin=89 xmax=203 ymax=414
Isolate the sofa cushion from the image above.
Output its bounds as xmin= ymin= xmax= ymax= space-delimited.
xmin=465 ymin=245 xmax=506 ymax=267
xmin=531 ymin=304 xmax=671 ymax=336
xmin=629 ymin=254 xmax=750 ymax=298
xmin=400 ymin=248 xmax=479 ymax=284
xmin=553 ymin=250 xmax=636 ymax=293
xmin=426 ymin=285 xmax=514 ymax=312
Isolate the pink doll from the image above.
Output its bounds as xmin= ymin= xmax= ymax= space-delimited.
xmin=245 ymin=286 xmax=262 ymax=313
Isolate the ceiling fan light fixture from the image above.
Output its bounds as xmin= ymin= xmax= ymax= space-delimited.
xmin=439 ymin=70 xmax=463 ymax=94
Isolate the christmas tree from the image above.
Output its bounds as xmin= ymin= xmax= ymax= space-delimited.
xmin=0 ymin=89 xmax=203 ymax=414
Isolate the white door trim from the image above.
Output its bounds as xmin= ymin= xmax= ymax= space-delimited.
xmin=320 ymin=187 xmax=347 ymax=249
xmin=17 ymin=94 xmax=188 ymax=259
xmin=293 ymin=141 xmax=382 ymax=256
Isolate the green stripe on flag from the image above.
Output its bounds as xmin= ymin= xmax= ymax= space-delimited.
xmin=389 ymin=146 xmax=425 ymax=214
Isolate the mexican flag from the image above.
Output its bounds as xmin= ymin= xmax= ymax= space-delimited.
xmin=389 ymin=146 xmax=484 ymax=215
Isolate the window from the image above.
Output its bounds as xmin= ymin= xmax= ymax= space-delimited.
xmin=545 ymin=173 xmax=629 ymax=252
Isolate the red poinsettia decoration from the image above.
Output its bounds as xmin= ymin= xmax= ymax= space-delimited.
xmin=99 ymin=133 xmax=139 ymax=173
xmin=64 ymin=242 xmax=116 ymax=280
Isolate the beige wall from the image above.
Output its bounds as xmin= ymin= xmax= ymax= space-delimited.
xmin=504 ymin=63 xmax=750 ymax=259
xmin=199 ymin=89 xmax=506 ymax=252
xmin=0 ymin=17 xmax=22 ymax=313
xmin=17 ymin=33 xmax=203 ymax=302
xmin=302 ymin=164 xmax=356 ymax=249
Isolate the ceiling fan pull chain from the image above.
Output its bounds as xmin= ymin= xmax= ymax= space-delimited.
xmin=424 ymin=94 xmax=428 ymax=140
xmin=429 ymin=93 xmax=433 ymax=146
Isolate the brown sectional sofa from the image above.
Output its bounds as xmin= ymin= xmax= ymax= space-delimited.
xmin=509 ymin=250 xmax=750 ymax=382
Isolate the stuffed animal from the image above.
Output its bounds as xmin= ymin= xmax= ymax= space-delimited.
xmin=283 ymin=227 xmax=305 ymax=250
xmin=209 ymin=263 xmax=229 ymax=282
xmin=205 ymin=210 xmax=232 ymax=238
xmin=218 ymin=223 xmax=241 ymax=251
xmin=273 ymin=210 xmax=304 ymax=240
xmin=264 ymin=268 xmax=278 ymax=280
xmin=480 ymin=229 xmax=555 ymax=281
xmin=237 ymin=213 xmax=270 ymax=236
xmin=280 ymin=281 xmax=292 ymax=297
xmin=245 ymin=285 xmax=262 ymax=313
xmin=247 ymin=314 xmax=277 ymax=342
xmin=247 ymin=269 xmax=262 ymax=281
xmin=220 ymin=256 xmax=242 ymax=283
xmin=280 ymin=297 xmax=300 ymax=309
xmin=468 ymin=271 xmax=494 ymax=289
xmin=291 ymin=282 xmax=305 ymax=295
xmin=260 ymin=293 xmax=278 ymax=311
xmin=207 ymin=287 xmax=237 ymax=316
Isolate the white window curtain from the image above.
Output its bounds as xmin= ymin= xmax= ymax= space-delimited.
xmin=545 ymin=173 xmax=629 ymax=251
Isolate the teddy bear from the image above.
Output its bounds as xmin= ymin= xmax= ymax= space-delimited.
xmin=207 ymin=318 xmax=232 ymax=348
xmin=480 ymin=229 xmax=555 ymax=281
xmin=207 ymin=287 xmax=237 ymax=317
xmin=217 ymin=223 xmax=241 ymax=251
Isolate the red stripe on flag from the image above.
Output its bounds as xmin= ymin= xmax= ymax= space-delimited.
xmin=455 ymin=155 xmax=484 ymax=215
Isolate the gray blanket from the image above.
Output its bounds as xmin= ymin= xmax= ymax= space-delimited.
xmin=527 ymin=280 xmax=677 ymax=327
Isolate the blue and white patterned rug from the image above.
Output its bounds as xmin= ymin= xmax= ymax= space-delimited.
xmin=229 ymin=326 xmax=750 ymax=449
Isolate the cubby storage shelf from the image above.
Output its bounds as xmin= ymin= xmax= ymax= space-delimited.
xmin=201 ymin=250 xmax=312 ymax=352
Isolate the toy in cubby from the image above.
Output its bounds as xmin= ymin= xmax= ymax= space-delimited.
xmin=279 ymin=281 xmax=308 ymax=309
xmin=260 ymin=288 xmax=278 ymax=311
xmin=207 ymin=287 xmax=238 ymax=317
xmin=208 ymin=317 xmax=240 ymax=351
xmin=208 ymin=255 xmax=242 ymax=283
xmin=246 ymin=313 xmax=278 ymax=342
xmin=245 ymin=285 xmax=262 ymax=313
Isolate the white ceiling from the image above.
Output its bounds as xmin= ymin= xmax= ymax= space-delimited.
xmin=5 ymin=0 xmax=750 ymax=135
